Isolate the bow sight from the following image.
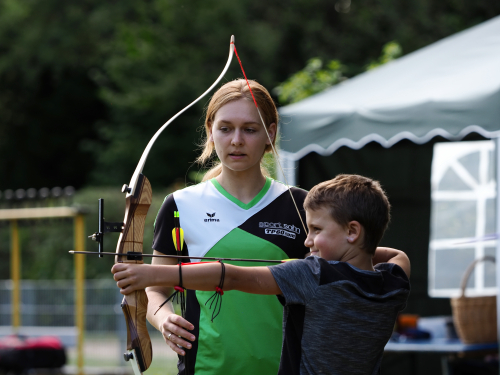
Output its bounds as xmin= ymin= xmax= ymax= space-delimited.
xmin=88 ymin=177 xmax=146 ymax=262
xmin=88 ymin=198 xmax=123 ymax=256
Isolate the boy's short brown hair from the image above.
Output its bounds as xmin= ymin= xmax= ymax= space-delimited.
xmin=304 ymin=174 xmax=390 ymax=254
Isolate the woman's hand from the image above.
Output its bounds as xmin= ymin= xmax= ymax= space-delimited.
xmin=373 ymin=247 xmax=411 ymax=278
xmin=161 ymin=313 xmax=196 ymax=356
xmin=111 ymin=263 xmax=154 ymax=294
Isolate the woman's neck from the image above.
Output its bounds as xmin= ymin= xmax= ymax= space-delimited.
xmin=216 ymin=166 xmax=267 ymax=204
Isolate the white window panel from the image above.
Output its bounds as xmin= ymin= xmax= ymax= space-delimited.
xmin=429 ymin=140 xmax=496 ymax=297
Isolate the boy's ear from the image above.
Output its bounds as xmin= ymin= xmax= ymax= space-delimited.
xmin=346 ymin=221 xmax=362 ymax=243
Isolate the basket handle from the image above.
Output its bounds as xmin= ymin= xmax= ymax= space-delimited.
xmin=459 ymin=255 xmax=496 ymax=297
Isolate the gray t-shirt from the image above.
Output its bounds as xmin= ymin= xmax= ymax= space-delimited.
xmin=269 ymin=256 xmax=410 ymax=375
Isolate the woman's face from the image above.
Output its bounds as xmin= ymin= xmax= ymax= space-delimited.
xmin=209 ymin=99 xmax=276 ymax=174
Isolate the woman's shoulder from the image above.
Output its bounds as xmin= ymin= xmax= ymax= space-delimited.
xmin=155 ymin=180 xmax=213 ymax=224
xmin=157 ymin=180 xmax=212 ymax=209
xmin=270 ymin=179 xmax=308 ymax=200
xmin=171 ymin=180 xmax=213 ymax=198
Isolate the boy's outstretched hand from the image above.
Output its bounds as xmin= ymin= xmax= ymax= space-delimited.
xmin=112 ymin=263 xmax=156 ymax=295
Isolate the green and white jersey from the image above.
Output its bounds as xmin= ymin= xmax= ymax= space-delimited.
xmin=153 ymin=177 xmax=308 ymax=375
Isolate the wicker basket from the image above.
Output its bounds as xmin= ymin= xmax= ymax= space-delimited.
xmin=450 ymin=255 xmax=497 ymax=344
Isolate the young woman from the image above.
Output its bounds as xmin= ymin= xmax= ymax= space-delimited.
xmin=146 ymin=79 xmax=309 ymax=375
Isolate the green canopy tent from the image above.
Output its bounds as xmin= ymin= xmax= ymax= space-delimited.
xmin=279 ymin=15 xmax=500 ymax=175
xmin=277 ymin=15 xmax=500 ymax=357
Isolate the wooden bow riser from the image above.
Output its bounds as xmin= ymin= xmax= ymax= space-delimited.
xmin=122 ymin=289 xmax=152 ymax=372
xmin=117 ymin=174 xmax=153 ymax=373
xmin=116 ymin=175 xmax=153 ymax=263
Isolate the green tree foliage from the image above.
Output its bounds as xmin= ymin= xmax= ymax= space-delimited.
xmin=274 ymin=41 xmax=402 ymax=105
xmin=274 ymin=59 xmax=346 ymax=105
xmin=0 ymin=0 xmax=499 ymax=192
xmin=366 ymin=41 xmax=403 ymax=70
xmin=0 ymin=0 xmax=499 ymax=280
xmin=0 ymin=0 xmax=110 ymax=189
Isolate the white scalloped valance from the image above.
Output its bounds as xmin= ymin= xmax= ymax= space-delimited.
xmin=278 ymin=16 xmax=500 ymax=161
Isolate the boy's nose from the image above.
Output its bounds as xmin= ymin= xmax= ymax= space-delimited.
xmin=304 ymin=235 xmax=313 ymax=248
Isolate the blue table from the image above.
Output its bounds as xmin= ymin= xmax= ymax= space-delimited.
xmin=385 ymin=337 xmax=498 ymax=353
xmin=384 ymin=338 xmax=498 ymax=375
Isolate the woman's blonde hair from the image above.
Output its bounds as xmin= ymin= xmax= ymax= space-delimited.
xmin=197 ymin=79 xmax=279 ymax=181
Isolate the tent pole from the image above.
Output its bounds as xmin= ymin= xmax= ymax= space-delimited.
xmin=495 ymin=137 xmax=500 ymax=371
xmin=277 ymin=150 xmax=297 ymax=187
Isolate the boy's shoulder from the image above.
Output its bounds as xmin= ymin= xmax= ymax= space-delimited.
xmin=318 ymin=259 xmax=410 ymax=291
xmin=274 ymin=256 xmax=409 ymax=293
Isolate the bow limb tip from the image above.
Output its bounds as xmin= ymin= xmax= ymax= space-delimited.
xmin=230 ymin=35 xmax=235 ymax=44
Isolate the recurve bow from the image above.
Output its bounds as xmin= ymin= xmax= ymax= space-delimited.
xmin=80 ymin=35 xmax=308 ymax=375
xmin=85 ymin=36 xmax=236 ymax=375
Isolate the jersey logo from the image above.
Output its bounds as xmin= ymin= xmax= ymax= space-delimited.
xmin=259 ymin=221 xmax=300 ymax=239
xmin=205 ymin=212 xmax=220 ymax=222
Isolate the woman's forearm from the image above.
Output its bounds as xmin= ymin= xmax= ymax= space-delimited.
xmin=373 ymin=247 xmax=411 ymax=277
xmin=373 ymin=247 xmax=401 ymax=264
xmin=145 ymin=286 xmax=176 ymax=330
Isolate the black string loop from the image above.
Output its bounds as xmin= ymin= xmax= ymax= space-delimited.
xmin=205 ymin=261 xmax=225 ymax=322
xmin=154 ymin=263 xmax=185 ymax=315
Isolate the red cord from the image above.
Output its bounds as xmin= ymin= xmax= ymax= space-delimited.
xmin=182 ymin=261 xmax=218 ymax=266
xmin=233 ymin=45 xmax=259 ymax=109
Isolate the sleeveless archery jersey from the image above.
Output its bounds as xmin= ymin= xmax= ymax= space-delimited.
xmin=152 ymin=177 xmax=308 ymax=375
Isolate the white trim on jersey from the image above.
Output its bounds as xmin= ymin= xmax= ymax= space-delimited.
xmin=174 ymin=179 xmax=289 ymax=258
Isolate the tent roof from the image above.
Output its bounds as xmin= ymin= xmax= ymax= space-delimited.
xmin=279 ymin=16 xmax=500 ymax=161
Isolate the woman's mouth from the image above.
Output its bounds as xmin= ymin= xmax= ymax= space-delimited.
xmin=229 ymin=153 xmax=245 ymax=159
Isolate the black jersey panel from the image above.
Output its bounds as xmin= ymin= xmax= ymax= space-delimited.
xmin=238 ymin=187 xmax=309 ymax=260
xmin=277 ymin=298 xmax=305 ymax=375
xmin=180 ymin=289 xmax=200 ymax=375
xmin=152 ymin=194 xmax=189 ymax=257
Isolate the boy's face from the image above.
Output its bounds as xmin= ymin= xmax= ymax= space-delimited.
xmin=304 ymin=207 xmax=351 ymax=261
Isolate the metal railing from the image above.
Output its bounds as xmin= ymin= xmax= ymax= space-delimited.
xmin=0 ymin=279 xmax=121 ymax=331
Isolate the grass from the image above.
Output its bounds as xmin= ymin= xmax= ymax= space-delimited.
xmin=66 ymin=333 xmax=180 ymax=375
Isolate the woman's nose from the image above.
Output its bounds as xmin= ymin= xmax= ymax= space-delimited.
xmin=231 ymin=129 xmax=243 ymax=145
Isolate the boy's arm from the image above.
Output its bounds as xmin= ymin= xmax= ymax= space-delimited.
xmin=112 ymin=262 xmax=282 ymax=296
xmin=373 ymin=247 xmax=411 ymax=278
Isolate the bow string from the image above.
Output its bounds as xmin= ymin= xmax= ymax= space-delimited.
xmin=73 ymin=35 xmax=307 ymax=375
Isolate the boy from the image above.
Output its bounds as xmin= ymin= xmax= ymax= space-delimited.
xmin=112 ymin=174 xmax=410 ymax=375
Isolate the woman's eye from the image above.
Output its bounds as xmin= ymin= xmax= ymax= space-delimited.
xmin=245 ymin=128 xmax=257 ymax=133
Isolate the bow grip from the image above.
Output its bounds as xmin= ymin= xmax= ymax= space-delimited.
xmin=116 ymin=173 xmax=153 ymax=372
